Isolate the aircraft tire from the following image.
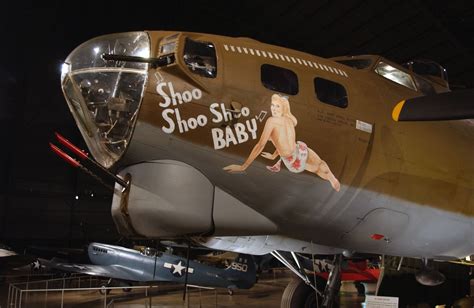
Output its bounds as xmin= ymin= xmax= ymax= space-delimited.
xmin=122 ymin=282 xmax=133 ymax=293
xmin=99 ymin=285 xmax=111 ymax=295
xmin=280 ymin=278 xmax=329 ymax=308
xmin=354 ymin=281 xmax=365 ymax=295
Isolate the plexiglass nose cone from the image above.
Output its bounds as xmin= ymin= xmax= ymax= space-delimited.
xmin=61 ymin=32 xmax=150 ymax=168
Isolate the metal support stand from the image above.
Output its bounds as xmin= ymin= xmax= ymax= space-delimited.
xmin=397 ymin=256 xmax=404 ymax=271
xmin=61 ymin=278 xmax=65 ymax=308
xmin=375 ymin=255 xmax=385 ymax=296
xmin=44 ymin=280 xmax=48 ymax=308
xmin=7 ymin=284 xmax=11 ymax=307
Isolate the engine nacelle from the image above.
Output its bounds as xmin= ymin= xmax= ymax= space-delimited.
xmin=111 ymin=160 xmax=277 ymax=238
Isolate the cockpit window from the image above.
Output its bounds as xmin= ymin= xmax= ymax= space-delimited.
xmin=141 ymin=247 xmax=162 ymax=257
xmin=410 ymin=60 xmax=448 ymax=81
xmin=92 ymin=246 xmax=108 ymax=254
xmin=336 ymin=59 xmax=372 ymax=70
xmin=375 ymin=62 xmax=416 ymax=91
xmin=412 ymin=75 xmax=436 ymax=95
xmin=412 ymin=61 xmax=441 ymax=77
xmin=183 ymin=38 xmax=217 ymax=78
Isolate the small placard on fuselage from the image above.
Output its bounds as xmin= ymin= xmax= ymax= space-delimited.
xmin=356 ymin=120 xmax=373 ymax=133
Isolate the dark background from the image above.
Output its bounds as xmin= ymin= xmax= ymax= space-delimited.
xmin=1 ymin=0 xmax=473 ymax=251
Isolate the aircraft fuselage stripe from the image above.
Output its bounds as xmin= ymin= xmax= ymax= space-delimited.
xmin=223 ymin=43 xmax=348 ymax=78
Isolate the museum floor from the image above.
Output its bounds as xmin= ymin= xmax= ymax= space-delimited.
xmin=1 ymin=269 xmax=365 ymax=307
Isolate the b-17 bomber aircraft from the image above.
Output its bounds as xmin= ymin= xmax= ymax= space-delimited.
xmin=43 ymin=242 xmax=256 ymax=293
xmin=53 ymin=30 xmax=474 ymax=307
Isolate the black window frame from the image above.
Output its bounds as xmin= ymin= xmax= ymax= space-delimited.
xmin=336 ymin=59 xmax=372 ymax=70
xmin=183 ymin=38 xmax=217 ymax=78
xmin=260 ymin=64 xmax=299 ymax=95
xmin=314 ymin=77 xmax=348 ymax=108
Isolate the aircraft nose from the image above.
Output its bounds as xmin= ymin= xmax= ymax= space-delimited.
xmin=60 ymin=32 xmax=150 ymax=168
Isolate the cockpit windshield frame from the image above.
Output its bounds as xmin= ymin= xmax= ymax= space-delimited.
xmin=374 ymin=61 xmax=417 ymax=91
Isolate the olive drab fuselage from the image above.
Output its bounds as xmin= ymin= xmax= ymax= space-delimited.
xmin=61 ymin=31 xmax=473 ymax=260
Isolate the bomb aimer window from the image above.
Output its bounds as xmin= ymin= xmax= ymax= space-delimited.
xmin=184 ymin=38 xmax=217 ymax=78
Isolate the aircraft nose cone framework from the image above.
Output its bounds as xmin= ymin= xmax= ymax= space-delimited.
xmin=60 ymin=32 xmax=150 ymax=168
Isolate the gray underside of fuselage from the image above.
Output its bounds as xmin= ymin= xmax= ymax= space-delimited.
xmin=112 ymin=122 xmax=473 ymax=259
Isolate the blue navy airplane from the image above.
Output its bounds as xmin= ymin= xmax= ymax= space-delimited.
xmin=43 ymin=242 xmax=256 ymax=291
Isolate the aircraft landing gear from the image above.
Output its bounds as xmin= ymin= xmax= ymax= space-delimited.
xmin=281 ymin=277 xmax=324 ymax=308
xmin=99 ymin=284 xmax=111 ymax=295
xmin=274 ymin=251 xmax=342 ymax=308
xmin=98 ymin=278 xmax=113 ymax=295
xmin=321 ymin=255 xmax=342 ymax=308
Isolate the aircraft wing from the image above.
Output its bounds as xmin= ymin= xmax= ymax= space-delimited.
xmin=0 ymin=247 xmax=16 ymax=257
xmin=392 ymin=88 xmax=474 ymax=121
xmin=0 ymin=255 xmax=37 ymax=271
xmin=43 ymin=259 xmax=140 ymax=281
xmin=0 ymin=244 xmax=38 ymax=271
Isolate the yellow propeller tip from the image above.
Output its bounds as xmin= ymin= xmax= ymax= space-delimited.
xmin=392 ymin=100 xmax=405 ymax=121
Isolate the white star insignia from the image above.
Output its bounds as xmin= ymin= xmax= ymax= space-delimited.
xmin=164 ymin=261 xmax=194 ymax=275
xmin=172 ymin=261 xmax=186 ymax=276
xmin=32 ymin=260 xmax=41 ymax=270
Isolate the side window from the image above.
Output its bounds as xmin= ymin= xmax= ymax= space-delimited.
xmin=336 ymin=59 xmax=372 ymax=70
xmin=412 ymin=75 xmax=435 ymax=95
xmin=314 ymin=78 xmax=348 ymax=108
xmin=261 ymin=64 xmax=298 ymax=95
xmin=183 ymin=38 xmax=217 ymax=78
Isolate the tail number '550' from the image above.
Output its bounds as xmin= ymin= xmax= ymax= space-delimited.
xmin=230 ymin=262 xmax=248 ymax=272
